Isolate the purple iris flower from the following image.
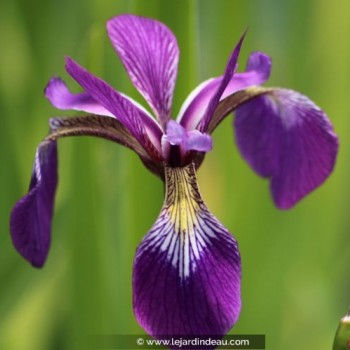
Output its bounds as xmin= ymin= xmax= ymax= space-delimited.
xmin=10 ymin=14 xmax=338 ymax=344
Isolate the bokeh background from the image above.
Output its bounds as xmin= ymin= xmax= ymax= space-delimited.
xmin=0 ymin=0 xmax=349 ymax=349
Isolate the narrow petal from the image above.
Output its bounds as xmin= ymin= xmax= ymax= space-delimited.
xmin=49 ymin=115 xmax=164 ymax=177
xmin=133 ymin=164 xmax=241 ymax=342
xmin=198 ymin=32 xmax=246 ymax=133
xmin=234 ymin=88 xmax=339 ymax=209
xmin=65 ymin=57 xmax=163 ymax=159
xmin=107 ymin=14 xmax=179 ymax=126
xmin=178 ymin=52 xmax=271 ymax=130
xmin=10 ymin=140 xmax=57 ymax=268
xmin=48 ymin=115 xmax=162 ymax=175
xmin=44 ymin=77 xmax=114 ymax=117
xmin=44 ymin=77 xmax=163 ymax=147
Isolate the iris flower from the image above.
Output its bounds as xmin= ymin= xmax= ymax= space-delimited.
xmin=10 ymin=14 xmax=338 ymax=342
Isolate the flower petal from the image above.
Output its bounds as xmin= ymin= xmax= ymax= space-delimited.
xmin=48 ymin=115 xmax=163 ymax=175
xmin=65 ymin=57 xmax=163 ymax=159
xmin=107 ymin=14 xmax=179 ymax=126
xmin=234 ymin=88 xmax=339 ymax=209
xmin=133 ymin=164 xmax=241 ymax=341
xmin=184 ymin=130 xmax=212 ymax=152
xmin=10 ymin=115 xmax=165 ymax=267
xmin=199 ymin=31 xmax=247 ymax=133
xmin=10 ymin=140 xmax=57 ymax=268
xmin=163 ymin=120 xmax=187 ymax=146
xmin=162 ymin=121 xmax=213 ymax=164
xmin=48 ymin=115 xmax=164 ymax=176
xmin=45 ymin=77 xmax=114 ymax=117
xmin=178 ymin=52 xmax=271 ymax=131
xmin=45 ymin=76 xmax=163 ymax=155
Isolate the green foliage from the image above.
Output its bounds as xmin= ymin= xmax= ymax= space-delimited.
xmin=0 ymin=1 xmax=349 ymax=349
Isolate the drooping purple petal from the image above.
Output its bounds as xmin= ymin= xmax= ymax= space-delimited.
xmin=133 ymin=164 xmax=241 ymax=344
xmin=65 ymin=57 xmax=163 ymax=160
xmin=107 ymin=14 xmax=179 ymax=126
xmin=178 ymin=52 xmax=271 ymax=131
xmin=10 ymin=140 xmax=58 ymax=268
xmin=9 ymin=113 xmax=167 ymax=268
xmin=234 ymin=88 xmax=339 ymax=209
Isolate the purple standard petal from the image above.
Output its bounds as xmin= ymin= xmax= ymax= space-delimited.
xmin=107 ymin=14 xmax=179 ymax=126
xmin=10 ymin=140 xmax=58 ymax=267
xmin=65 ymin=57 xmax=163 ymax=160
xmin=234 ymin=88 xmax=339 ymax=209
xmin=133 ymin=164 xmax=241 ymax=343
xmin=178 ymin=52 xmax=271 ymax=131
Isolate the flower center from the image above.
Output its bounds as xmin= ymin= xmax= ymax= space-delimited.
xmin=161 ymin=120 xmax=212 ymax=167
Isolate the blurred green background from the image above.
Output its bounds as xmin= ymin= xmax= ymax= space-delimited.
xmin=1 ymin=0 xmax=349 ymax=349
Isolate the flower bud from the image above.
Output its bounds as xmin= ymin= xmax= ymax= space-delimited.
xmin=333 ymin=309 xmax=350 ymax=350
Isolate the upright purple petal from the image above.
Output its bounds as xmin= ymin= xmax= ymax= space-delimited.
xmin=234 ymin=88 xmax=339 ymax=209
xmin=65 ymin=57 xmax=162 ymax=160
xmin=178 ymin=52 xmax=271 ymax=131
xmin=133 ymin=164 xmax=241 ymax=344
xmin=199 ymin=32 xmax=247 ymax=133
xmin=10 ymin=140 xmax=57 ymax=267
xmin=107 ymin=14 xmax=179 ymax=126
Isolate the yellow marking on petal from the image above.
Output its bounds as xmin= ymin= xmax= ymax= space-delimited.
xmin=165 ymin=164 xmax=200 ymax=232
xmin=145 ymin=164 xmax=235 ymax=282
xmin=162 ymin=163 xmax=205 ymax=277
